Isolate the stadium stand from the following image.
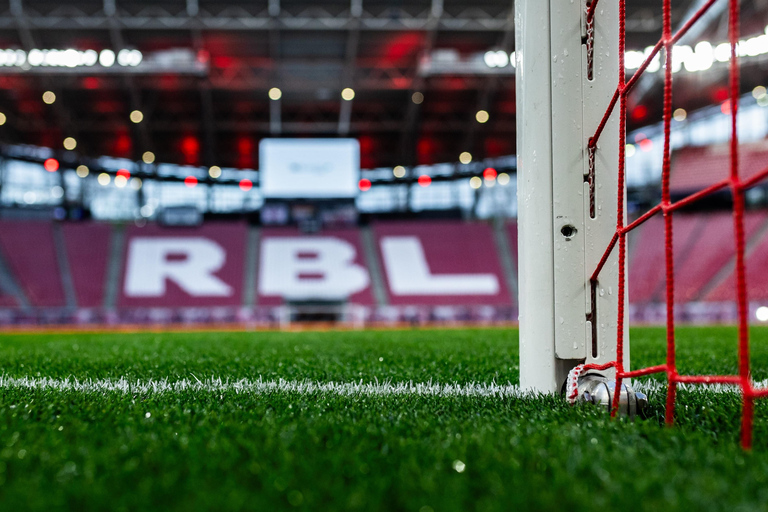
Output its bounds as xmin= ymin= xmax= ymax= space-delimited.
xmin=706 ymin=221 xmax=768 ymax=302
xmin=0 ymin=293 xmax=17 ymax=308
xmin=117 ymin=222 xmax=248 ymax=308
xmin=258 ymin=227 xmax=377 ymax=306
xmin=627 ymin=215 xmax=706 ymax=305
xmin=627 ymin=213 xmax=752 ymax=304
xmin=372 ymin=221 xmax=512 ymax=306
xmin=670 ymin=141 xmax=768 ymax=195
xmin=1 ymin=214 xmax=768 ymax=326
xmin=628 ymin=215 xmax=667 ymax=304
xmin=62 ymin=222 xmax=111 ymax=308
xmin=674 ymin=212 xmax=768 ymax=303
xmin=0 ymin=221 xmax=66 ymax=307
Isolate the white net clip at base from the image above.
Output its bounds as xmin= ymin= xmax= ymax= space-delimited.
xmin=566 ymin=364 xmax=586 ymax=404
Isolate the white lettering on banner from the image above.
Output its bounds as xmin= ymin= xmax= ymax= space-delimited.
xmin=124 ymin=238 xmax=233 ymax=297
xmin=380 ymin=236 xmax=499 ymax=296
xmin=259 ymin=238 xmax=370 ymax=299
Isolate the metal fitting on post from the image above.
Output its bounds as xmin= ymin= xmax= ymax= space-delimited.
xmin=573 ymin=373 xmax=648 ymax=418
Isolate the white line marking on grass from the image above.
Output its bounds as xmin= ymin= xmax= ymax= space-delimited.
xmin=0 ymin=376 xmax=525 ymax=398
xmin=634 ymin=379 xmax=768 ymax=394
xmin=0 ymin=376 xmax=764 ymax=397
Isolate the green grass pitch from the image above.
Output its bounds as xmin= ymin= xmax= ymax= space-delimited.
xmin=2 ymin=327 xmax=768 ymax=511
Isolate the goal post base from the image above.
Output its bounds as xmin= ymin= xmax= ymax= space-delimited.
xmin=515 ymin=0 xmax=627 ymax=395
xmin=566 ymin=370 xmax=647 ymax=418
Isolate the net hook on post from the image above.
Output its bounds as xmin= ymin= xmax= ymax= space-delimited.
xmin=565 ymin=364 xmax=648 ymax=418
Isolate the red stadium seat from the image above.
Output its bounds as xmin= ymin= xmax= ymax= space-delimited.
xmin=0 ymin=221 xmax=66 ymax=307
xmin=63 ymin=222 xmax=112 ymax=308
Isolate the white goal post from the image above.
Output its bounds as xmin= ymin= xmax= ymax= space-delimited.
xmin=515 ymin=0 xmax=629 ymax=393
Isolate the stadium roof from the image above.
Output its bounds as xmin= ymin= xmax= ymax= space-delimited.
xmin=0 ymin=0 xmax=766 ymax=169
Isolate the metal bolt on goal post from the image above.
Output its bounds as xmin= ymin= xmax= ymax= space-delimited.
xmin=517 ymin=0 xmax=768 ymax=447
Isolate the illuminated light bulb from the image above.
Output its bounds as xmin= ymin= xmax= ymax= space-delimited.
xmin=341 ymin=88 xmax=355 ymax=101
xmin=76 ymin=165 xmax=89 ymax=178
xmin=129 ymin=50 xmax=143 ymax=66
xmin=483 ymin=51 xmax=497 ymax=68
xmin=624 ymin=51 xmax=645 ymax=70
xmin=643 ymin=46 xmax=661 ymax=73
xmin=673 ymin=108 xmax=687 ymax=122
xmin=483 ymin=167 xmax=497 ymax=181
xmin=714 ymin=43 xmax=731 ymax=62
xmin=42 ymin=91 xmax=56 ymax=104
xmin=753 ymin=86 xmax=767 ymax=99
xmin=130 ymin=110 xmax=144 ymax=123
xmin=742 ymin=35 xmax=768 ymax=57
xmin=484 ymin=50 xmax=509 ymax=68
xmin=469 ymin=176 xmax=482 ymax=189
xmin=0 ymin=112 xmax=6 ymax=125
xmin=62 ymin=49 xmax=81 ymax=68
xmin=117 ymin=49 xmax=134 ymax=67
xmin=184 ymin=176 xmax=198 ymax=188
xmin=209 ymin=166 xmax=222 ymax=178
xmin=28 ymin=49 xmax=43 ymax=66
xmin=498 ymin=172 xmax=510 ymax=185
xmin=98 ymin=173 xmax=111 ymax=186
xmin=691 ymin=41 xmax=713 ymax=72
xmin=116 ymin=169 xmax=131 ymax=179
xmin=625 ymin=144 xmax=636 ymax=157
xmin=646 ymin=54 xmax=661 ymax=73
xmin=631 ymin=104 xmax=648 ymax=121
xmin=63 ymin=137 xmax=77 ymax=150
xmin=99 ymin=49 xmax=116 ymax=67
xmin=459 ymin=152 xmax=472 ymax=164
xmin=358 ymin=178 xmax=371 ymax=191
xmin=131 ymin=50 xmax=144 ymax=67
xmin=239 ymin=179 xmax=253 ymax=191
xmin=412 ymin=92 xmax=424 ymax=104
xmin=639 ymin=139 xmax=653 ymax=152
xmin=393 ymin=165 xmax=406 ymax=178
xmin=142 ymin=151 xmax=155 ymax=164
xmin=268 ymin=87 xmax=282 ymax=101
xmin=14 ymin=49 xmax=26 ymax=66
xmin=757 ymin=306 xmax=768 ymax=322
xmin=475 ymin=110 xmax=489 ymax=123
xmin=44 ymin=158 xmax=59 ymax=172
xmin=418 ymin=175 xmax=431 ymax=187
xmin=131 ymin=178 xmax=142 ymax=190
xmin=115 ymin=175 xmax=128 ymax=188
xmin=672 ymin=44 xmax=692 ymax=73
xmin=82 ymin=50 xmax=98 ymax=66
xmin=494 ymin=50 xmax=509 ymax=67
xmin=43 ymin=50 xmax=60 ymax=67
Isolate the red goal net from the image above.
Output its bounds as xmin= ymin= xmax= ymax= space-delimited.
xmin=575 ymin=0 xmax=768 ymax=448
